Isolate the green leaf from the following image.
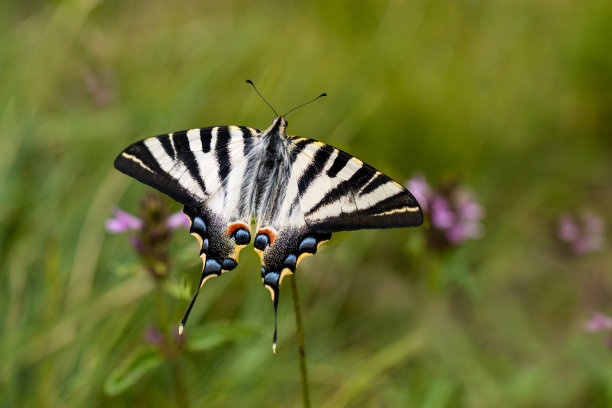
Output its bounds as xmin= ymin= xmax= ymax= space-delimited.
xmin=186 ymin=321 xmax=259 ymax=352
xmin=104 ymin=346 xmax=164 ymax=396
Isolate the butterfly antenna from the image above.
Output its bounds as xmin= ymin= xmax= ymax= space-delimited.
xmin=282 ymin=92 xmax=327 ymax=117
xmin=246 ymin=80 xmax=278 ymax=117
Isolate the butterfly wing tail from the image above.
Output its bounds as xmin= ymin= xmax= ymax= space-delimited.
xmin=179 ymin=205 xmax=251 ymax=334
xmin=257 ymin=227 xmax=332 ymax=351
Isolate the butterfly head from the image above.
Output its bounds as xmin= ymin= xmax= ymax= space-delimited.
xmin=266 ymin=116 xmax=289 ymax=137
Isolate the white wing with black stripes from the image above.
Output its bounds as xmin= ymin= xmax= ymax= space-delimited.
xmin=114 ymin=115 xmax=422 ymax=352
xmin=115 ymin=125 xmax=260 ymax=207
xmin=292 ymin=138 xmax=422 ymax=231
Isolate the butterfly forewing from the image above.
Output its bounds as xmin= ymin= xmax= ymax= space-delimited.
xmin=290 ymin=139 xmax=423 ymax=232
xmin=114 ymin=126 xmax=261 ymax=206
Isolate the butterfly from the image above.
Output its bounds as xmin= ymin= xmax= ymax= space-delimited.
xmin=114 ymin=81 xmax=423 ymax=352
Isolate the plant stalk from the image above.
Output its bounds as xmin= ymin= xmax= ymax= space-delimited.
xmin=290 ymin=274 xmax=311 ymax=408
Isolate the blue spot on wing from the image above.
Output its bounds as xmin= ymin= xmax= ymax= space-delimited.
xmin=263 ymin=271 xmax=280 ymax=288
xmin=284 ymin=254 xmax=297 ymax=270
xmin=204 ymin=259 xmax=222 ymax=276
xmin=222 ymin=258 xmax=237 ymax=271
xmin=233 ymin=228 xmax=251 ymax=245
xmin=298 ymin=237 xmax=317 ymax=253
xmin=192 ymin=216 xmax=207 ymax=234
xmin=201 ymin=238 xmax=209 ymax=253
xmin=254 ymin=234 xmax=270 ymax=250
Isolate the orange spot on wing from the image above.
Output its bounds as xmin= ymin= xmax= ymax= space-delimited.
xmin=226 ymin=223 xmax=250 ymax=238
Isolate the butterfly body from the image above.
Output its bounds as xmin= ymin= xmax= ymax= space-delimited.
xmin=115 ymin=114 xmax=422 ymax=348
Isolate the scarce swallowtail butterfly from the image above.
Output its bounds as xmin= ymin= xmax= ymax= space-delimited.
xmin=114 ymin=81 xmax=423 ymax=352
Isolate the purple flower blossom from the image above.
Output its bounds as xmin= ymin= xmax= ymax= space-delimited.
xmin=106 ymin=209 xmax=189 ymax=235
xmin=106 ymin=195 xmax=191 ymax=280
xmin=446 ymin=190 xmax=484 ymax=243
xmin=584 ymin=312 xmax=612 ymax=350
xmin=584 ymin=312 xmax=612 ymax=333
xmin=557 ymin=213 xmax=605 ymax=255
xmin=166 ymin=211 xmax=191 ymax=230
xmin=430 ymin=196 xmax=455 ymax=229
xmin=405 ymin=173 xmax=433 ymax=212
xmin=106 ymin=208 xmax=143 ymax=233
xmin=405 ymin=174 xmax=484 ymax=246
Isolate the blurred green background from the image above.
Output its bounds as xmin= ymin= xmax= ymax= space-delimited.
xmin=1 ymin=0 xmax=612 ymax=406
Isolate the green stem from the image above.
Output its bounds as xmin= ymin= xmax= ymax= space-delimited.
xmin=290 ymin=274 xmax=311 ymax=408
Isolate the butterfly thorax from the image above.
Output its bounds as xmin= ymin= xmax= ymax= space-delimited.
xmin=249 ymin=117 xmax=295 ymax=226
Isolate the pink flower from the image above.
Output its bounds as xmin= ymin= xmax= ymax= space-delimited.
xmin=558 ymin=214 xmax=580 ymax=242
xmin=106 ymin=205 xmax=189 ymax=254
xmin=405 ymin=173 xmax=433 ymax=212
xmin=557 ymin=213 xmax=605 ymax=255
xmin=106 ymin=208 xmax=143 ymax=233
xmin=166 ymin=211 xmax=191 ymax=230
xmin=107 ymin=195 xmax=191 ymax=280
xmin=106 ymin=209 xmax=189 ymax=234
xmin=405 ymin=174 xmax=484 ymax=246
xmin=585 ymin=312 xmax=612 ymax=333
xmin=585 ymin=312 xmax=612 ymax=351
xmin=446 ymin=190 xmax=484 ymax=243
xmin=429 ymin=196 xmax=453 ymax=229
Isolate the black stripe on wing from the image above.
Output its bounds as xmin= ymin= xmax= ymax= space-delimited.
xmin=240 ymin=126 xmax=254 ymax=157
xmin=215 ymin=127 xmax=232 ymax=182
xmin=360 ymin=172 xmax=389 ymax=196
xmin=297 ymin=144 xmax=334 ymax=196
xmin=200 ymin=128 xmax=213 ymax=152
xmin=114 ymin=138 xmax=202 ymax=206
xmin=327 ymin=152 xmax=350 ymax=178
xmin=159 ymin=136 xmax=176 ymax=159
xmin=289 ymin=138 xmax=312 ymax=164
xmin=304 ymin=166 xmax=370 ymax=216
xmin=174 ymin=131 xmax=207 ymax=194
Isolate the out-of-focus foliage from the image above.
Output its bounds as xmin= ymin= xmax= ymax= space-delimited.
xmin=1 ymin=0 xmax=611 ymax=406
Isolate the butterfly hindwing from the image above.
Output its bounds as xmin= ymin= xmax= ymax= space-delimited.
xmin=178 ymin=205 xmax=248 ymax=331
xmin=253 ymin=223 xmax=331 ymax=351
xmin=183 ymin=205 xmax=249 ymax=279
